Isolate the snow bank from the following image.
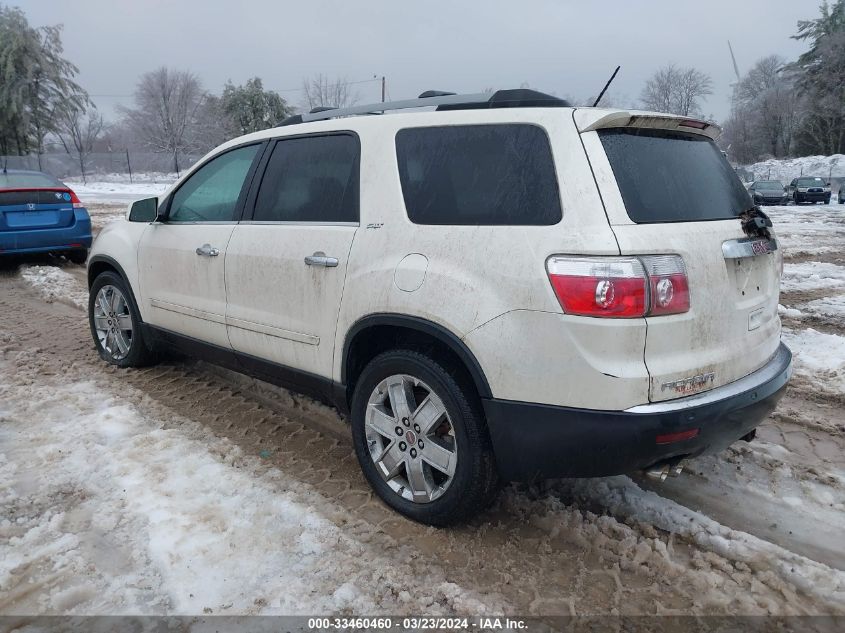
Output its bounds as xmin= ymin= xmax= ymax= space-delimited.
xmin=19 ymin=265 xmax=87 ymax=310
xmin=745 ymin=155 xmax=844 ymax=183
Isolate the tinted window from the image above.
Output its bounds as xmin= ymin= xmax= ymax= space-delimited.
xmin=253 ymin=134 xmax=359 ymax=222
xmin=0 ymin=171 xmax=63 ymax=188
xmin=756 ymin=181 xmax=783 ymax=190
xmin=599 ymin=129 xmax=751 ymax=223
xmin=169 ymin=144 xmax=259 ymax=222
xmin=395 ymin=124 xmax=562 ymax=225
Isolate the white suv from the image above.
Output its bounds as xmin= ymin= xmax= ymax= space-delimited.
xmin=87 ymin=89 xmax=792 ymax=526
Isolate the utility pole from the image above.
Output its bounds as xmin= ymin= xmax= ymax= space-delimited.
xmin=381 ymin=76 xmax=386 ymax=103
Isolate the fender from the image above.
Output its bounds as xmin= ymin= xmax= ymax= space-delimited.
xmin=87 ymin=253 xmax=131 ymax=289
xmin=342 ymin=313 xmax=492 ymax=399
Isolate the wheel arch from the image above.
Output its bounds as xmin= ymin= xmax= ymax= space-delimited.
xmin=87 ymin=254 xmax=130 ymax=289
xmin=87 ymin=254 xmax=146 ymax=325
xmin=341 ymin=314 xmax=492 ymax=409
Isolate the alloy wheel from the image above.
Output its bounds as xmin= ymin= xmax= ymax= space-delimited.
xmin=364 ymin=374 xmax=458 ymax=503
xmin=93 ymin=284 xmax=133 ymax=360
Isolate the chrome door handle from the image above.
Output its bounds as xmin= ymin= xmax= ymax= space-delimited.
xmin=196 ymin=244 xmax=219 ymax=257
xmin=304 ymin=251 xmax=338 ymax=267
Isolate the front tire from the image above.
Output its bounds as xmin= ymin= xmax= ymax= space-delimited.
xmin=89 ymin=271 xmax=156 ymax=367
xmin=350 ymin=349 xmax=499 ymax=526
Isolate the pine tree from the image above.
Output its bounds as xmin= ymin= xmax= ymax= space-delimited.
xmin=792 ymin=0 xmax=845 ymax=154
xmin=221 ymin=77 xmax=293 ymax=135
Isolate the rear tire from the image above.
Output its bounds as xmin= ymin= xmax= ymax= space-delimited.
xmin=66 ymin=248 xmax=88 ymax=265
xmin=350 ymin=349 xmax=499 ymax=526
xmin=89 ymin=271 xmax=157 ymax=367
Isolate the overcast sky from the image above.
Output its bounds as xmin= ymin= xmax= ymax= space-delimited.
xmin=18 ymin=0 xmax=814 ymax=122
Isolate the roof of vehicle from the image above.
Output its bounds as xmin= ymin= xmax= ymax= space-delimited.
xmin=279 ymin=89 xmax=571 ymax=127
xmin=180 ymin=89 xmax=719 ymax=185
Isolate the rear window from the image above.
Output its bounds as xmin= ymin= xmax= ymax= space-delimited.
xmin=599 ymin=129 xmax=750 ymax=223
xmin=0 ymin=171 xmax=64 ymax=188
xmin=395 ymin=124 xmax=562 ymax=225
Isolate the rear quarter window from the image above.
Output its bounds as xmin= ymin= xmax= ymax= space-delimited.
xmin=395 ymin=124 xmax=562 ymax=225
xmin=599 ymin=129 xmax=751 ymax=223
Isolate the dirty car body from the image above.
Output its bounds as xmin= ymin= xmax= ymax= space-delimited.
xmin=86 ymin=90 xmax=792 ymax=524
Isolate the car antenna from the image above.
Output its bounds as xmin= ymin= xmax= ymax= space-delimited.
xmin=592 ymin=65 xmax=621 ymax=107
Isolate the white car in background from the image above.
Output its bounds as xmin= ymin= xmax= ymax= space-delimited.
xmin=86 ymin=89 xmax=792 ymax=525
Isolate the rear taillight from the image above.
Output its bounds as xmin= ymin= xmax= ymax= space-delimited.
xmin=547 ymin=255 xmax=690 ymax=318
xmin=66 ymin=189 xmax=83 ymax=209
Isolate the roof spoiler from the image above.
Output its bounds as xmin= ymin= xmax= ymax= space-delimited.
xmin=576 ymin=110 xmax=721 ymax=140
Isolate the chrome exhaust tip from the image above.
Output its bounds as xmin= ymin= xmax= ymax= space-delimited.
xmin=644 ymin=464 xmax=670 ymax=481
xmin=644 ymin=460 xmax=684 ymax=481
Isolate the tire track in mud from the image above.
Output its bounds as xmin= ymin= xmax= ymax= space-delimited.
xmin=2 ymin=269 xmax=843 ymax=615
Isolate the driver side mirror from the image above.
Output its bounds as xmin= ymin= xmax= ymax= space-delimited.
xmin=128 ymin=197 xmax=159 ymax=223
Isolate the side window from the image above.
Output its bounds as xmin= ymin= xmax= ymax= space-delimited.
xmin=169 ymin=144 xmax=260 ymax=223
xmin=253 ymin=134 xmax=359 ymax=223
xmin=395 ymin=124 xmax=562 ymax=225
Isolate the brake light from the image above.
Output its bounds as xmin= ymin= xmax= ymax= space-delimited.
xmin=546 ymin=255 xmax=689 ymax=318
xmin=679 ymin=119 xmax=707 ymax=130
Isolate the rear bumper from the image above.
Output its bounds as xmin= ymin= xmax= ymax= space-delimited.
xmin=483 ymin=343 xmax=792 ymax=481
xmin=0 ymin=209 xmax=92 ymax=254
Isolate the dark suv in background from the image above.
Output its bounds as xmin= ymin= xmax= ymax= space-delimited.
xmin=788 ymin=176 xmax=831 ymax=205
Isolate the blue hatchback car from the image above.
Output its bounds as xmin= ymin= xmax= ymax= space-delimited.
xmin=0 ymin=169 xmax=92 ymax=263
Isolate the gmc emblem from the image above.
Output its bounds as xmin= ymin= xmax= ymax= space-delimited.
xmin=751 ymin=240 xmax=772 ymax=255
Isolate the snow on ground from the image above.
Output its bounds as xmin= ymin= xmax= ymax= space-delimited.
xmin=782 ymin=327 xmax=845 ymax=397
xmin=19 ymin=265 xmax=88 ymax=310
xmin=67 ymin=173 xmax=175 ymax=205
xmin=780 ymin=261 xmax=845 ymax=293
xmin=544 ymin=473 xmax=845 ymax=611
xmin=0 ymin=346 xmax=501 ymax=615
xmin=766 ymin=204 xmax=845 ymax=258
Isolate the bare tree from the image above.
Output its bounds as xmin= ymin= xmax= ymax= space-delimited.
xmin=640 ymin=64 xmax=713 ymax=116
xmin=301 ymin=74 xmax=358 ymax=111
xmin=57 ymin=106 xmax=103 ymax=183
xmin=120 ymin=67 xmax=207 ymax=174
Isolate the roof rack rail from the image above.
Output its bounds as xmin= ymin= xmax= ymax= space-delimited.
xmin=278 ymin=88 xmax=570 ymax=126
